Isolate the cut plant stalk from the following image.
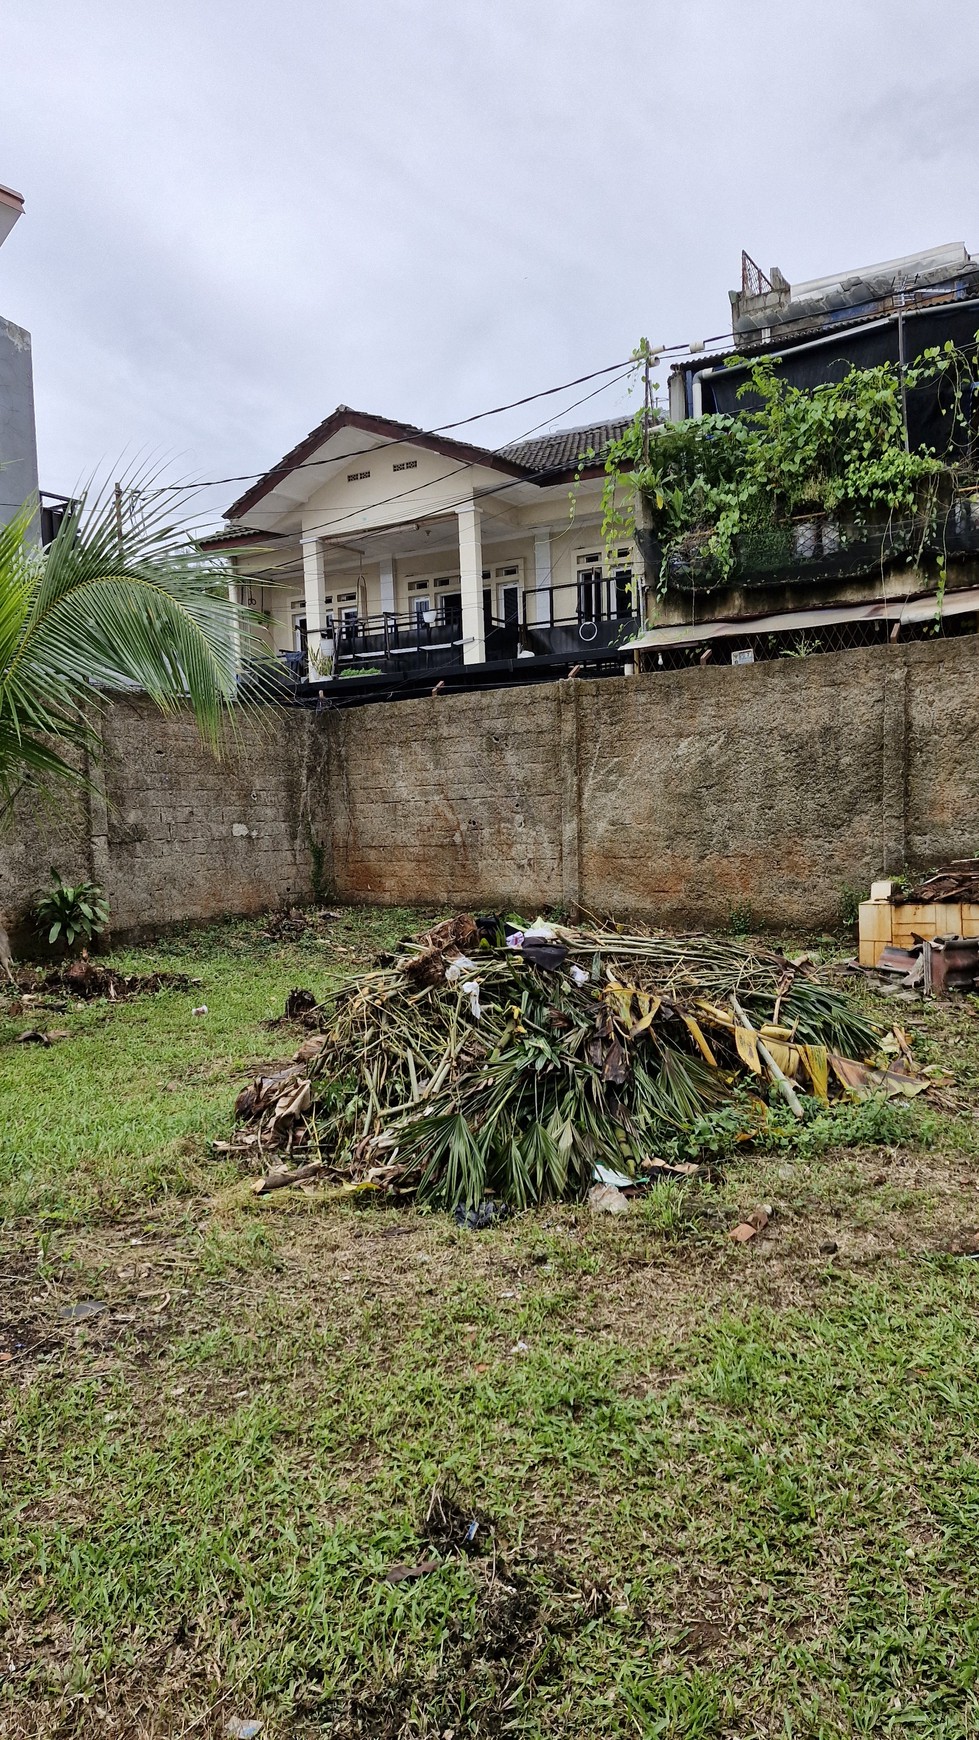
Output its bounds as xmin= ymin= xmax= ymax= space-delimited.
xmin=229 ymin=913 xmax=912 ymax=1208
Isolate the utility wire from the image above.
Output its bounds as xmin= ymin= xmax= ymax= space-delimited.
xmin=90 ymin=279 xmax=978 ymax=512
xmin=225 ymin=364 xmax=638 ymax=578
xmin=146 ymin=355 xmax=648 ymax=499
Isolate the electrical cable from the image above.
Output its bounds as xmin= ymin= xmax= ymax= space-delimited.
xmin=144 ymin=355 xmax=648 ymax=499
xmin=72 ymin=277 xmax=979 ymax=512
xmin=214 ymin=301 xmax=979 ymax=590
xmin=219 ymin=363 xmax=639 ymax=580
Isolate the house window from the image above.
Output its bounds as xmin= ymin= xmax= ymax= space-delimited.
xmin=576 ymin=548 xmax=635 ymax=621
xmin=479 ymin=561 xmax=524 ymax=625
xmin=498 ymin=582 xmax=521 ymax=626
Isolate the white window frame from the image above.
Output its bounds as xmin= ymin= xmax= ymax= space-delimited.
xmin=479 ymin=559 xmax=524 ymax=625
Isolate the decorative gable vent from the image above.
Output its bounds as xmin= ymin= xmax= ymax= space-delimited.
xmin=347 ymin=470 xmax=370 ymax=483
xmin=392 ymin=459 xmax=418 ymax=473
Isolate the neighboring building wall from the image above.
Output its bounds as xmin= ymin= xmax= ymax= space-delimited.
xmin=0 ymin=314 xmax=39 ymax=528
xmin=3 ymin=639 xmax=977 ymax=940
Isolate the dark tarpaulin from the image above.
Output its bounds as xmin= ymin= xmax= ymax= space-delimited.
xmin=702 ymin=300 xmax=979 ymax=458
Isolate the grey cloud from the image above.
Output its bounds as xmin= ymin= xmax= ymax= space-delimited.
xmin=0 ymin=0 xmax=976 ymax=520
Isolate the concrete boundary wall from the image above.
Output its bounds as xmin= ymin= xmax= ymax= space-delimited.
xmin=2 ymin=639 xmax=978 ymax=940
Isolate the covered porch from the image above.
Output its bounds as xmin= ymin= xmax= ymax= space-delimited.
xmin=298 ymin=504 xmax=640 ymax=680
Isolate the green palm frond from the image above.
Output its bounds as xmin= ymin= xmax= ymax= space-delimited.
xmin=0 ymin=481 xmax=278 ymax=805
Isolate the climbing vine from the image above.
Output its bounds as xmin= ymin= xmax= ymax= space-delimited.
xmin=602 ymin=342 xmax=976 ymax=593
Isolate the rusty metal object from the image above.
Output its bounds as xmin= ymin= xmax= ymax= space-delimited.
xmin=876 ymin=944 xmax=922 ymax=976
xmin=901 ymin=860 xmax=979 ymax=904
xmin=925 ymin=935 xmax=979 ymax=996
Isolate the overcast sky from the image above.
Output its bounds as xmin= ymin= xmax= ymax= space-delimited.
xmin=2 ymin=0 xmax=977 ymax=527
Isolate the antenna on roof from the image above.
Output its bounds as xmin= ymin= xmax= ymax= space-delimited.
xmin=741 ymin=251 xmax=774 ymax=298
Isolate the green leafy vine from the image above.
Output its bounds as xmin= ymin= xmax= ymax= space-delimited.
xmin=602 ymin=341 xmax=977 ymax=594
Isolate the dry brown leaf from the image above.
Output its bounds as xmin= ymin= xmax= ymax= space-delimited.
xmin=385 ymin=1559 xmax=440 ymax=1584
xmin=729 ymin=1204 xmax=772 ymax=1242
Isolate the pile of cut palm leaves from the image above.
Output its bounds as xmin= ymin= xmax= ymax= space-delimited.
xmin=228 ymin=916 xmax=926 ymax=1207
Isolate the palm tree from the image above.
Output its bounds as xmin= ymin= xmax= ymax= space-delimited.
xmin=0 ymin=485 xmax=276 ymax=970
xmin=0 ymin=483 xmax=274 ymax=811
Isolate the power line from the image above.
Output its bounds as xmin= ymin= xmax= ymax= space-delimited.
xmin=225 ymin=364 xmax=638 ymax=579
xmin=93 ymin=277 xmax=979 ymax=518
xmin=147 ymin=355 xmax=649 ymax=500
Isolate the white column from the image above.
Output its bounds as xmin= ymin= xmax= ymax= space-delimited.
xmin=226 ymin=577 xmax=242 ymax=672
xmin=532 ymin=528 xmax=552 ymax=628
xmin=457 ymin=501 xmax=485 ymax=665
xmin=302 ymin=535 xmax=332 ymax=673
xmin=378 ymin=553 xmax=396 ymax=616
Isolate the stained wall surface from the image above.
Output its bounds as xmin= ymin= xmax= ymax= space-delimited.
xmin=2 ymin=639 xmax=977 ymax=940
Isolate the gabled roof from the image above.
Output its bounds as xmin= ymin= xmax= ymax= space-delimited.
xmin=227 ymin=407 xmax=633 ymax=521
xmin=227 ymin=406 xmax=531 ymax=520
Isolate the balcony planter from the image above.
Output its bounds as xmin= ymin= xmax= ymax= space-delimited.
xmin=637 ymin=483 xmax=979 ymax=596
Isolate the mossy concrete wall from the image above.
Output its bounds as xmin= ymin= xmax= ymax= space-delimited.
xmin=1 ymin=639 xmax=977 ymax=941
xmin=0 ymin=700 xmax=325 ymax=945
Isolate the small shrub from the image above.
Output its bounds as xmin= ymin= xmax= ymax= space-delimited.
xmin=34 ymin=872 xmax=109 ymax=952
xmin=838 ymin=883 xmax=862 ymax=930
xmin=728 ymin=900 xmax=754 ymax=937
xmin=765 ymin=1093 xmax=915 ymax=1157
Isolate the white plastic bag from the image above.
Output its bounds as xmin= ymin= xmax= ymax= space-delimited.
xmin=444 ymin=955 xmax=476 ymax=982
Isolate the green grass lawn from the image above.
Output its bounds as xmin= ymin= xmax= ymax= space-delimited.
xmin=2 ymin=910 xmax=979 ymax=1738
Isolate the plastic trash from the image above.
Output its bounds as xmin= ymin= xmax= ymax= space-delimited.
xmin=461 ymin=980 xmax=482 ymax=1020
xmin=444 ymin=957 xmax=476 ymax=982
xmin=60 ymin=1300 xmax=107 ymax=1322
xmin=587 ymin=1184 xmax=630 ymax=1215
xmin=519 ymin=941 xmax=568 ymax=971
xmin=592 ymin=1162 xmax=636 ymax=1190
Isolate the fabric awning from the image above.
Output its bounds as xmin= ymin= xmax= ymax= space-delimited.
xmin=626 ymin=587 xmax=979 ymax=653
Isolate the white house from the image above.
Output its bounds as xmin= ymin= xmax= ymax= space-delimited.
xmin=202 ymin=406 xmax=638 ymax=676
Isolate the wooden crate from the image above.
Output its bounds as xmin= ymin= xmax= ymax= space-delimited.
xmin=858 ymin=900 xmax=979 ymax=966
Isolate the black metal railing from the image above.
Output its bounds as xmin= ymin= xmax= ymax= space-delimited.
xmin=287 ymin=579 xmax=642 ymax=683
xmin=524 ymin=577 xmax=639 ymax=657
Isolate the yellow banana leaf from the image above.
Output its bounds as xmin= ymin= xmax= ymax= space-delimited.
xmin=733 ymin=1024 xmax=762 ymax=1075
xmin=682 ymin=1013 xmax=718 ymax=1067
xmin=629 ymin=996 xmax=661 ymax=1039
xmin=696 ymin=999 xmax=736 ymax=1028
xmin=798 ymin=1042 xmax=829 ymax=1101
xmin=830 ymin=1053 xmax=929 ymax=1100
xmin=763 ymin=1038 xmax=801 ymax=1079
xmin=604 ymin=983 xmax=636 ymax=1028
